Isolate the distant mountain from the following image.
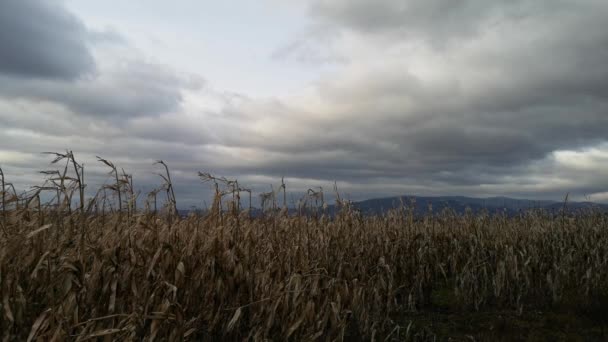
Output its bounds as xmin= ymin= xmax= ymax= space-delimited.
xmin=342 ymin=195 xmax=608 ymax=216
xmin=177 ymin=195 xmax=608 ymax=217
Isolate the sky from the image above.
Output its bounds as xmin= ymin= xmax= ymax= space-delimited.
xmin=1 ymin=0 xmax=608 ymax=208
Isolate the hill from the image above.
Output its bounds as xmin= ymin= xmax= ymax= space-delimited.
xmin=344 ymin=195 xmax=608 ymax=216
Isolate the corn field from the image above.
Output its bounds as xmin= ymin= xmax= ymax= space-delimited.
xmin=1 ymin=155 xmax=608 ymax=341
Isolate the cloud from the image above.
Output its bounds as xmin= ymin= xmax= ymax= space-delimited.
xmin=0 ymin=61 xmax=203 ymax=119
xmin=272 ymin=27 xmax=347 ymax=65
xmin=0 ymin=0 xmax=202 ymax=120
xmin=307 ymin=0 xmax=600 ymax=45
xmin=198 ymin=0 xmax=608 ymax=201
xmin=88 ymin=28 xmax=128 ymax=45
xmin=0 ymin=0 xmax=96 ymax=80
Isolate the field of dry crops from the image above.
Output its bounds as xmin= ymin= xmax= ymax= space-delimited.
xmin=1 ymin=154 xmax=608 ymax=341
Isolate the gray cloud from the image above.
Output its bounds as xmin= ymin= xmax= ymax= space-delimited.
xmin=0 ymin=0 xmax=199 ymax=120
xmin=200 ymin=0 xmax=608 ymax=201
xmin=0 ymin=0 xmax=95 ymax=80
xmin=308 ymin=0 xmax=595 ymax=45
xmin=0 ymin=62 xmax=201 ymax=119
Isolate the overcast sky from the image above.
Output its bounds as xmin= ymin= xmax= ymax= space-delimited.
xmin=1 ymin=0 xmax=607 ymax=207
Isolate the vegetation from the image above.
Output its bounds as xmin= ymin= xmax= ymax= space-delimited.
xmin=1 ymin=153 xmax=607 ymax=341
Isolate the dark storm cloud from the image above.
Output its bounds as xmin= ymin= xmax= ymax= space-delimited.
xmin=0 ymin=0 xmax=95 ymax=80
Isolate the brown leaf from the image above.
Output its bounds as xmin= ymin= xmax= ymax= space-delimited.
xmin=82 ymin=328 xmax=124 ymax=340
xmin=147 ymin=247 xmax=163 ymax=278
xmin=226 ymin=307 xmax=242 ymax=332
xmin=26 ymin=224 xmax=53 ymax=239
xmin=26 ymin=309 xmax=50 ymax=342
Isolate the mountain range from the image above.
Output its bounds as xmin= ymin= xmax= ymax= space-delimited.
xmin=341 ymin=195 xmax=608 ymax=216
xmin=179 ymin=195 xmax=608 ymax=217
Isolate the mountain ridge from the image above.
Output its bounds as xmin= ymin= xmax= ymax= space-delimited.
xmin=179 ymin=195 xmax=608 ymax=216
xmin=344 ymin=195 xmax=608 ymax=216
